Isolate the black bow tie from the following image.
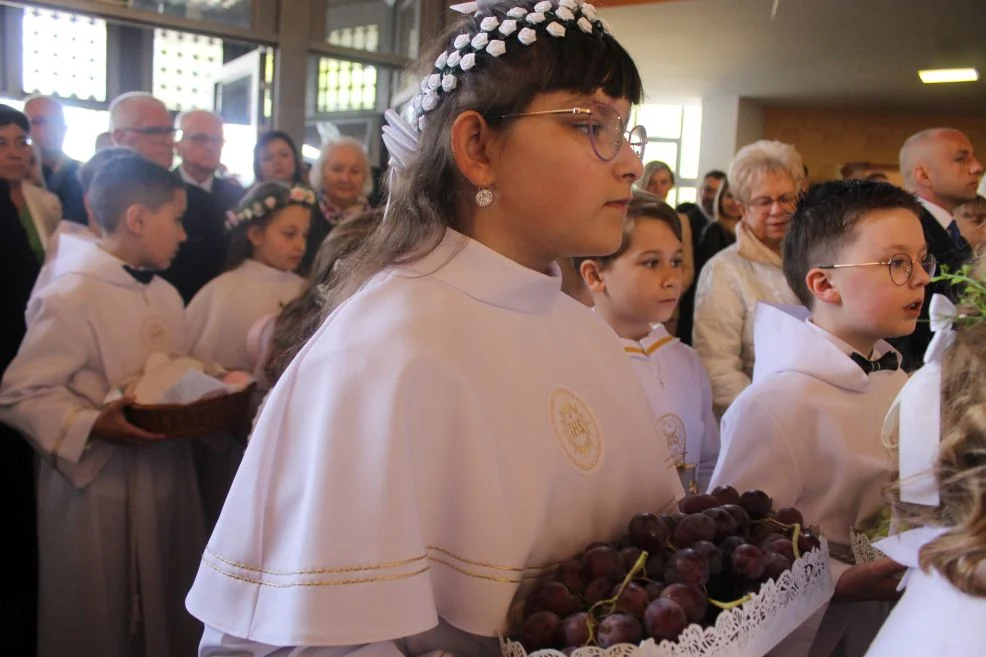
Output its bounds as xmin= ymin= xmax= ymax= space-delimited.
xmin=850 ymin=351 xmax=899 ymax=375
xmin=122 ymin=265 xmax=156 ymax=285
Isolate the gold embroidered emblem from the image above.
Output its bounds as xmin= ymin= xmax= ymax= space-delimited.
xmin=140 ymin=316 xmax=170 ymax=352
xmin=548 ymin=387 xmax=602 ymax=472
xmin=658 ymin=412 xmax=687 ymax=465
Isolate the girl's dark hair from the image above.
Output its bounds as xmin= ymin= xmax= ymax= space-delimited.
xmin=305 ymin=0 xmax=641 ymax=335
xmin=265 ymin=208 xmax=383 ymax=384
xmin=253 ymin=130 xmax=305 ymax=184
xmin=226 ymin=181 xmax=313 ymax=270
xmin=0 ymin=104 xmax=30 ymax=132
xmin=573 ymin=190 xmax=682 ymax=271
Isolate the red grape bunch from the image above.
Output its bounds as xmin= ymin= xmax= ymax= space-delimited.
xmin=514 ymin=487 xmax=822 ymax=653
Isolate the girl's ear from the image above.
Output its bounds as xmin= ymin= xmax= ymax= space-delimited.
xmin=450 ymin=110 xmax=498 ymax=189
xmin=579 ymin=259 xmax=607 ymax=294
xmin=247 ymin=224 xmax=265 ymax=248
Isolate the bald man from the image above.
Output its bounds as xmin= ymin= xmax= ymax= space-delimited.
xmin=175 ymin=110 xmax=243 ymax=213
xmin=109 ymin=92 xmax=228 ymax=302
xmin=23 ymin=95 xmax=86 ymax=225
xmin=891 ymin=127 xmax=983 ymax=369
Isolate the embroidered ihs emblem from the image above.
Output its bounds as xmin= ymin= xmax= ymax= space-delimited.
xmin=140 ymin=316 xmax=170 ymax=352
xmin=658 ymin=412 xmax=687 ymax=465
xmin=548 ymin=387 xmax=603 ymax=473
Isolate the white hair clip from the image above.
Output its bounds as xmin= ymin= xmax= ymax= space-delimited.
xmin=471 ymin=32 xmax=489 ymax=49
xmin=577 ymin=16 xmax=593 ymax=33
xmin=507 ymin=7 xmax=528 ymax=18
xmin=421 ymin=91 xmax=440 ymax=112
xmin=460 ymin=52 xmax=477 ymax=71
xmin=546 ymin=21 xmax=566 ymax=37
xmin=454 ymin=33 xmax=471 ymax=50
xmin=582 ymin=2 xmax=598 ymax=20
xmin=442 ymin=74 xmax=458 ymax=92
xmin=555 ymin=6 xmax=575 ymax=21
xmin=435 ymin=51 xmax=449 ymax=69
xmin=517 ymin=26 xmax=538 ymax=45
xmin=534 ymin=0 xmax=553 ymax=12
xmin=526 ymin=11 xmax=546 ymax=23
xmin=481 ymin=16 xmax=500 ymax=31
xmin=558 ymin=0 xmax=578 ymax=9
xmin=447 ymin=50 xmax=463 ymax=67
xmin=427 ymin=73 xmax=441 ymax=90
xmin=486 ymin=39 xmax=507 ymax=57
xmin=450 ymin=1 xmax=479 ymax=13
xmin=499 ymin=19 xmax=518 ymax=35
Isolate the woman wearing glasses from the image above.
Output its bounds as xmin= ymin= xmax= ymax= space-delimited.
xmin=693 ymin=140 xmax=806 ymax=416
xmin=186 ymin=1 xmax=685 ymax=654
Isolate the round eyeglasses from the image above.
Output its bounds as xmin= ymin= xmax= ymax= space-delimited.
xmin=502 ymin=103 xmax=647 ymax=162
xmin=817 ymin=252 xmax=938 ymax=286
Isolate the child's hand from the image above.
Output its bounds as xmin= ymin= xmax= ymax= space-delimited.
xmin=833 ymin=557 xmax=907 ymax=602
xmin=90 ymin=397 xmax=167 ymax=446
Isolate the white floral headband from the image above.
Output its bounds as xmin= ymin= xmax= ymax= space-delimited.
xmin=226 ymin=185 xmax=317 ymax=230
xmin=382 ymin=0 xmax=610 ymax=171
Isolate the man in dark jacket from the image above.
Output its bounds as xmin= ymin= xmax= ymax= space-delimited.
xmin=174 ymin=109 xmax=245 ymax=215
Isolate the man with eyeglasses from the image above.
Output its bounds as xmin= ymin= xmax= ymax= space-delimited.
xmin=893 ymin=127 xmax=984 ymax=369
xmin=23 ymin=95 xmax=87 ymax=226
xmin=175 ymin=110 xmax=244 ymax=214
xmin=109 ymin=92 xmax=228 ymax=303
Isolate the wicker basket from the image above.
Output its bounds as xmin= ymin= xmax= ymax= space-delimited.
xmin=125 ymin=383 xmax=256 ymax=438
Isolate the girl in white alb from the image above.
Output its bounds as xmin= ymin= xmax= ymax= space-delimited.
xmin=185 ymin=181 xmax=313 ymax=525
xmin=183 ymin=2 xmax=686 ymax=655
xmin=578 ymin=192 xmax=719 ymax=493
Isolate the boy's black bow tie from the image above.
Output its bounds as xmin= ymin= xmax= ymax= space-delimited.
xmin=122 ymin=265 xmax=156 ymax=285
xmin=850 ymin=351 xmax=899 ymax=374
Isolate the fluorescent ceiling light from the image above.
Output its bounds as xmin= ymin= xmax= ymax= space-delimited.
xmin=918 ymin=68 xmax=979 ymax=84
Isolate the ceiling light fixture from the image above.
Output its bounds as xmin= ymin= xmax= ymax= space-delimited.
xmin=918 ymin=68 xmax=979 ymax=84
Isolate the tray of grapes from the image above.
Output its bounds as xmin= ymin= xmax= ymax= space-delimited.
xmin=501 ymin=487 xmax=833 ymax=657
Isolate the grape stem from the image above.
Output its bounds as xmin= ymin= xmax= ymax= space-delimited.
xmin=791 ymin=522 xmax=802 ymax=560
xmin=707 ymin=593 xmax=753 ymax=610
xmin=586 ymin=550 xmax=650 ymax=626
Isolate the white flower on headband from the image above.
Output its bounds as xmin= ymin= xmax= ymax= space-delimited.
xmin=419 ymin=77 xmax=429 ymax=92
xmin=265 ymin=196 xmax=277 ymax=209
xmin=499 ymin=19 xmax=518 ymax=35
xmin=577 ymin=17 xmax=593 ymax=33
xmin=471 ymin=32 xmax=489 ymax=49
xmin=461 ymin=52 xmax=477 ymax=70
xmin=427 ymin=73 xmax=441 ymax=90
xmin=506 ymin=7 xmax=528 ymax=18
xmin=534 ymin=1 xmax=553 ymax=12
xmin=417 ymin=116 xmax=427 ymax=132
xmin=480 ymin=16 xmax=500 ymax=31
xmin=487 ymin=39 xmax=507 ymax=57
xmin=454 ymin=33 xmax=471 ymax=50
xmin=243 ymin=208 xmax=253 ymax=220
xmin=450 ymin=1 xmax=478 ymax=13
xmin=526 ymin=11 xmax=546 ymax=23
xmin=518 ymin=27 xmax=537 ymax=45
xmin=448 ymin=51 xmax=463 ymax=67
xmin=421 ymin=91 xmax=439 ymax=111
xmin=582 ymin=2 xmax=598 ymax=20
xmin=435 ymin=51 xmax=449 ymax=69
xmin=555 ymin=6 xmax=575 ymax=21
xmin=546 ymin=21 xmax=566 ymax=37
xmin=442 ymin=74 xmax=458 ymax=91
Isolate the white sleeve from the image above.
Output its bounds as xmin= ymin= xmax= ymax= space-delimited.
xmin=695 ymin=359 xmax=721 ymax=493
xmin=200 ymin=625 xmax=455 ymax=657
xmin=707 ymin=389 xmax=801 ymax=506
xmin=693 ymin=256 xmax=752 ymax=413
xmin=0 ymin=293 xmax=111 ymax=488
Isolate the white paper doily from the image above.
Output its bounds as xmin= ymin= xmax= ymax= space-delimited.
xmin=500 ymin=538 xmax=833 ymax=657
xmin=850 ymin=528 xmax=887 ymax=565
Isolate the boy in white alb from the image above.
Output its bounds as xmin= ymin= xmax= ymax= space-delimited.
xmin=709 ymin=181 xmax=935 ymax=657
xmin=578 ymin=191 xmax=719 ymax=492
xmin=0 ymin=155 xmax=205 ymax=657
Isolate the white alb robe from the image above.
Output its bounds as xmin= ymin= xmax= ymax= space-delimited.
xmin=621 ymin=325 xmax=720 ymax=493
xmin=186 ymin=229 xmax=685 ymax=656
xmin=0 ymin=237 xmax=206 ymax=657
xmin=709 ymin=304 xmax=907 ymax=657
xmin=865 ymin=528 xmax=986 ymax=657
xmin=186 ymin=259 xmax=304 ymax=524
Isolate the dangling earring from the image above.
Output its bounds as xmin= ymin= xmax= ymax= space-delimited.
xmin=475 ymin=183 xmax=493 ymax=208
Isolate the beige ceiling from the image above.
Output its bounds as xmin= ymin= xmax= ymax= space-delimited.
xmin=601 ymin=0 xmax=986 ymax=113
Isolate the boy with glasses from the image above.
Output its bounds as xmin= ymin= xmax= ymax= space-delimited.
xmin=709 ymin=180 xmax=934 ymax=656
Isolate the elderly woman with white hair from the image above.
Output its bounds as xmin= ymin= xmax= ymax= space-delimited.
xmin=302 ymin=137 xmax=372 ymax=276
xmin=693 ymin=140 xmax=806 ymax=416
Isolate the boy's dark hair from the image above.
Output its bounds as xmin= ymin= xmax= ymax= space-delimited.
xmin=253 ymin=130 xmax=305 ymax=185
xmin=87 ymin=156 xmax=184 ymax=233
xmin=783 ymin=180 xmax=924 ymax=307
xmin=0 ymin=104 xmax=30 ymax=132
xmin=78 ymin=147 xmax=137 ymax=194
xmin=574 ymin=190 xmax=682 ymax=271
xmin=704 ymin=169 xmax=727 ymax=181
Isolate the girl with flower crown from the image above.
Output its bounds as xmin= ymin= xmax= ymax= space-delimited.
xmin=185 ymin=1 xmax=684 ymax=654
xmin=185 ymin=180 xmax=314 ymax=526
